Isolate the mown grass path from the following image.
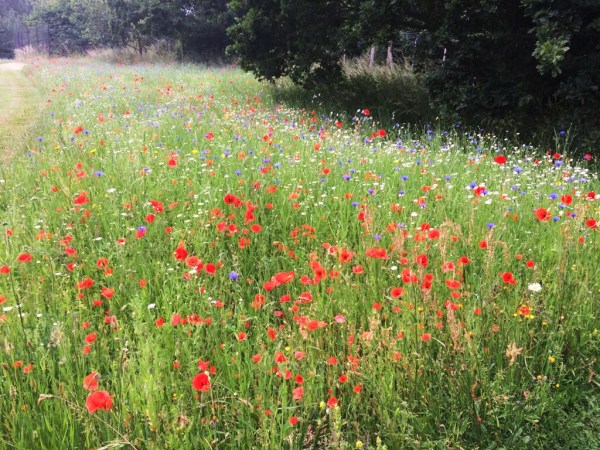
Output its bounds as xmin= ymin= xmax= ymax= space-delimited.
xmin=0 ymin=62 xmax=41 ymax=164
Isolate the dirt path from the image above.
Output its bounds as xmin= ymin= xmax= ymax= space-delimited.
xmin=0 ymin=62 xmax=26 ymax=71
xmin=0 ymin=62 xmax=40 ymax=164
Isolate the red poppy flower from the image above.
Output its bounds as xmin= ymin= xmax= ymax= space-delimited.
xmin=501 ymin=272 xmax=516 ymax=285
xmin=415 ymin=254 xmax=428 ymax=267
xmin=493 ymin=155 xmax=507 ymax=164
xmin=365 ymin=247 xmax=388 ymax=260
xmin=274 ymin=351 xmax=287 ymax=364
xmin=442 ymin=261 xmax=455 ymax=272
xmin=390 ymin=287 xmax=404 ymax=298
xmin=76 ymin=278 xmax=95 ymax=290
xmin=560 ymin=195 xmax=572 ymax=205
xmin=17 ymin=253 xmax=32 ymax=262
xmin=74 ymin=192 xmax=90 ymax=205
xmin=445 ymin=279 xmax=461 ymax=290
xmin=83 ymin=372 xmax=100 ymax=391
xmin=223 ymin=193 xmax=241 ymax=207
xmin=85 ymin=390 xmax=113 ymax=413
xmin=585 ymin=219 xmax=597 ymax=229
xmin=174 ymin=244 xmax=188 ymax=261
xmin=534 ymin=208 xmax=551 ymax=222
xmin=352 ymin=265 xmax=364 ymax=274
xmin=293 ymin=386 xmax=304 ymax=401
xmin=100 ymin=287 xmax=114 ymax=299
xmin=420 ymin=332 xmax=432 ymax=342
xmin=274 ymin=271 xmax=295 ymax=285
xmin=192 ymin=373 xmax=211 ymax=392
xmin=402 ymin=269 xmax=418 ymax=283
xmin=327 ymin=396 xmax=338 ymax=408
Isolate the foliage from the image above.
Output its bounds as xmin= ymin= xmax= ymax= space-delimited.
xmin=267 ymin=56 xmax=432 ymax=125
xmin=423 ymin=0 xmax=600 ymax=151
xmin=0 ymin=22 xmax=14 ymax=58
xmin=25 ymin=0 xmax=231 ymax=60
xmin=0 ymin=0 xmax=34 ymax=58
xmin=227 ymin=0 xmax=348 ymax=86
xmin=31 ymin=0 xmax=90 ymax=55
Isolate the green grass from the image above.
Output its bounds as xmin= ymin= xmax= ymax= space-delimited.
xmin=0 ymin=56 xmax=598 ymax=450
xmin=0 ymin=65 xmax=44 ymax=163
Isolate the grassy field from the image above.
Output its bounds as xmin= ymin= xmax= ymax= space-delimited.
xmin=0 ymin=57 xmax=598 ymax=449
xmin=0 ymin=63 xmax=42 ymax=164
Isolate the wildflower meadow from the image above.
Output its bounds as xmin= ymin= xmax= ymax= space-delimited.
xmin=0 ymin=57 xmax=598 ymax=449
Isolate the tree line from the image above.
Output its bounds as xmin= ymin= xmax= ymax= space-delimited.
xmin=0 ymin=0 xmax=230 ymax=60
xmin=1 ymin=0 xmax=598 ymax=150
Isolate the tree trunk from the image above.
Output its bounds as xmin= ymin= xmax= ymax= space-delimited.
xmin=387 ymin=41 xmax=393 ymax=67
xmin=369 ymin=45 xmax=376 ymax=67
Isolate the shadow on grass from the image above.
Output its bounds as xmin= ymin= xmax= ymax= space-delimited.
xmin=264 ymin=60 xmax=434 ymax=128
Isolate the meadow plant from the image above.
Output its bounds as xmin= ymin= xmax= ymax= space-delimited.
xmin=0 ymin=57 xmax=598 ymax=449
